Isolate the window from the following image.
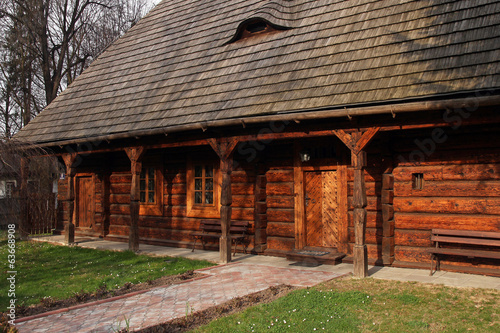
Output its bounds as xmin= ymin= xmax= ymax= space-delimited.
xmin=5 ymin=181 xmax=15 ymax=198
xmin=412 ymin=173 xmax=424 ymax=190
xmin=140 ymin=167 xmax=156 ymax=204
xmin=187 ymin=159 xmax=220 ymax=218
xmin=138 ymin=166 xmax=163 ymax=216
xmin=194 ymin=164 xmax=214 ymax=205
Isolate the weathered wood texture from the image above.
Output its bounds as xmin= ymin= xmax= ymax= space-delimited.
xmin=264 ymin=144 xmax=295 ymax=253
xmin=347 ymin=154 xmax=384 ymax=265
xmin=101 ymin=148 xmax=257 ymax=252
xmin=253 ymin=161 xmax=268 ymax=253
xmin=392 ymin=128 xmax=500 ymax=271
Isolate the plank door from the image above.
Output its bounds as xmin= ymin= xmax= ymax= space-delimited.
xmin=304 ymin=171 xmax=339 ymax=248
xmin=76 ymin=176 xmax=94 ymax=228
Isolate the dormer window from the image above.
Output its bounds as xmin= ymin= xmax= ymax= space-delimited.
xmin=240 ymin=19 xmax=277 ymax=40
xmin=246 ymin=21 xmax=268 ymax=34
xmin=227 ymin=18 xmax=288 ymax=44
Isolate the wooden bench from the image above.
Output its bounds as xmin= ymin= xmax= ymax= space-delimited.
xmin=427 ymin=229 xmax=500 ymax=275
xmin=191 ymin=220 xmax=249 ymax=255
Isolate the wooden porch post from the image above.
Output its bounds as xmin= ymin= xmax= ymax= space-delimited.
xmin=333 ymin=127 xmax=380 ymax=278
xmin=208 ymin=138 xmax=238 ymax=264
xmin=125 ymin=147 xmax=145 ymax=252
xmin=19 ymin=157 xmax=29 ymax=240
xmin=62 ymin=153 xmax=78 ymax=244
xmin=351 ymin=148 xmax=368 ymax=278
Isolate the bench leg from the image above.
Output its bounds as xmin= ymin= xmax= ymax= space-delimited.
xmin=430 ymin=254 xmax=434 ymax=276
xmin=192 ymin=237 xmax=197 ymax=252
xmin=232 ymin=239 xmax=246 ymax=256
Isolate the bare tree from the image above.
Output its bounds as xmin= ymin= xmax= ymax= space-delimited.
xmin=0 ymin=0 xmax=152 ymax=137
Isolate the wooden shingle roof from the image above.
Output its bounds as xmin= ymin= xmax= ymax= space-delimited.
xmin=16 ymin=0 xmax=500 ymax=144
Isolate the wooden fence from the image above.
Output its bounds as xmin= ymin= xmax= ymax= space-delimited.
xmin=0 ymin=194 xmax=57 ymax=234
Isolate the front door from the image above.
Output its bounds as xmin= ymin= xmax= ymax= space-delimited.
xmin=304 ymin=171 xmax=339 ymax=248
xmin=76 ymin=176 xmax=94 ymax=228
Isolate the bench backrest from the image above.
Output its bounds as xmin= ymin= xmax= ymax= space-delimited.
xmin=431 ymin=229 xmax=500 ymax=247
xmin=200 ymin=220 xmax=249 ymax=234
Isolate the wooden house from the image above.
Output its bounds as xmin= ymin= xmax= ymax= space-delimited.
xmin=15 ymin=0 xmax=500 ymax=277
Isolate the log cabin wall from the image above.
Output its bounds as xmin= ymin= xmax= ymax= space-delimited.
xmin=89 ymin=147 xmax=259 ymax=252
xmin=56 ymin=155 xmax=105 ymax=237
xmin=347 ymin=145 xmax=384 ymax=265
xmin=263 ymin=142 xmax=296 ymax=255
xmin=390 ymin=124 xmax=500 ymax=272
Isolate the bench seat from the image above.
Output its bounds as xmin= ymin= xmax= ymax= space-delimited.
xmin=191 ymin=220 xmax=249 ymax=255
xmin=427 ymin=229 xmax=500 ymax=275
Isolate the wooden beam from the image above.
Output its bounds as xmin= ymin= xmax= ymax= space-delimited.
xmin=353 ymin=127 xmax=380 ymax=155
xmin=293 ymin=141 xmax=305 ymax=249
xmin=208 ymin=138 xmax=238 ymax=263
xmin=62 ymin=153 xmax=78 ymax=244
xmin=332 ymin=129 xmax=380 ymax=278
xmin=332 ymin=129 xmax=355 ymax=151
xmin=125 ymin=147 xmax=145 ymax=252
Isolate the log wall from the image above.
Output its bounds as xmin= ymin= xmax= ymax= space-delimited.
xmin=347 ymin=149 xmax=384 ymax=264
xmin=391 ymin=126 xmax=500 ymax=271
xmin=264 ymin=143 xmax=296 ymax=254
xmin=99 ymin=148 xmax=258 ymax=251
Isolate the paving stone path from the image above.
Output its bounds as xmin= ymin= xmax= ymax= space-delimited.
xmin=16 ymin=263 xmax=345 ymax=332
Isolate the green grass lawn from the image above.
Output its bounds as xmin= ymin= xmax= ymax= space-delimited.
xmin=194 ymin=277 xmax=500 ymax=333
xmin=0 ymin=239 xmax=214 ymax=308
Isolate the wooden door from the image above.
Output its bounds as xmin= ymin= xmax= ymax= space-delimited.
xmin=76 ymin=176 xmax=94 ymax=228
xmin=304 ymin=171 xmax=339 ymax=248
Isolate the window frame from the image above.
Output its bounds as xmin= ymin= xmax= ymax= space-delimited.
xmin=138 ymin=165 xmax=163 ymax=216
xmin=186 ymin=158 xmax=220 ymax=218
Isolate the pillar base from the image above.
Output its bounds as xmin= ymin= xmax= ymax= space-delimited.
xmin=353 ymin=244 xmax=368 ymax=278
xmin=65 ymin=223 xmax=75 ymax=244
xmin=219 ymin=236 xmax=232 ymax=264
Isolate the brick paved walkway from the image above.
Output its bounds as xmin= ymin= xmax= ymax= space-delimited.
xmin=16 ymin=263 xmax=345 ymax=332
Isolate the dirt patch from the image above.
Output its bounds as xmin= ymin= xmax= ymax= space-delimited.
xmin=136 ymin=284 xmax=297 ymax=333
xmin=13 ymin=270 xmax=201 ymax=319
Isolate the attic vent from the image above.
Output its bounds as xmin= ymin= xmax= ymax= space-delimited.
xmin=226 ymin=18 xmax=288 ymax=44
xmin=246 ymin=21 xmax=267 ymax=33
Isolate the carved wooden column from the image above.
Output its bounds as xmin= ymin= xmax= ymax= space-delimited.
xmin=19 ymin=157 xmax=29 ymax=240
xmin=333 ymin=127 xmax=380 ymax=278
xmin=351 ymin=147 xmax=368 ymax=278
xmin=62 ymin=153 xmax=78 ymax=244
xmin=125 ymin=147 xmax=145 ymax=252
xmin=208 ymin=138 xmax=238 ymax=264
